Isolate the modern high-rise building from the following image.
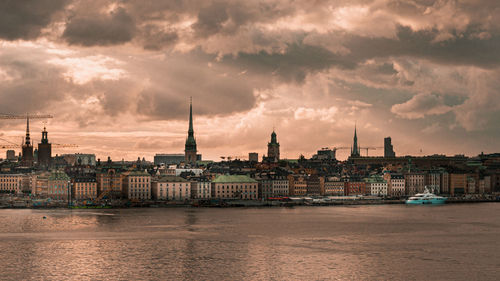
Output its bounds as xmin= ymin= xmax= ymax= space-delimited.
xmin=184 ymin=98 xmax=197 ymax=164
xmin=350 ymin=124 xmax=360 ymax=157
xmin=267 ymin=130 xmax=280 ymax=162
xmin=38 ymin=126 xmax=52 ymax=168
xmin=21 ymin=117 xmax=34 ymax=167
xmin=384 ymin=137 xmax=395 ymax=158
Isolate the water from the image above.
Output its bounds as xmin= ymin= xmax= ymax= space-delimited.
xmin=0 ymin=204 xmax=498 ymax=280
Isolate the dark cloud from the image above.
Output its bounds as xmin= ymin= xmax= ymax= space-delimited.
xmin=140 ymin=24 xmax=178 ymax=51
xmin=0 ymin=0 xmax=68 ymax=40
xmin=63 ymin=7 xmax=135 ymax=46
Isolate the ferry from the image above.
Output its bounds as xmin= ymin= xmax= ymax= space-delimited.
xmin=406 ymin=190 xmax=447 ymax=205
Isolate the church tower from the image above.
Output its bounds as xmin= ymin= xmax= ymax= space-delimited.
xmin=267 ymin=130 xmax=280 ymax=162
xmin=184 ymin=98 xmax=197 ymax=164
xmin=38 ymin=126 xmax=52 ymax=168
xmin=350 ymin=124 xmax=360 ymax=157
xmin=21 ymin=117 xmax=34 ymax=167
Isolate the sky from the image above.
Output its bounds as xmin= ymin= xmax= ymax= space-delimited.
xmin=0 ymin=0 xmax=499 ymax=161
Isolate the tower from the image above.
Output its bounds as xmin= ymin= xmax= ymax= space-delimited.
xmin=38 ymin=126 xmax=52 ymax=168
xmin=267 ymin=130 xmax=280 ymax=162
xmin=384 ymin=137 xmax=395 ymax=158
xmin=350 ymin=124 xmax=360 ymax=157
xmin=21 ymin=117 xmax=34 ymax=167
xmin=184 ymin=98 xmax=197 ymax=164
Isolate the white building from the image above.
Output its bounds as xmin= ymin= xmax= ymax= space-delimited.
xmin=384 ymin=173 xmax=405 ymax=197
xmin=123 ymin=171 xmax=151 ymax=200
xmin=365 ymin=175 xmax=388 ymax=196
xmin=152 ymin=176 xmax=191 ymax=201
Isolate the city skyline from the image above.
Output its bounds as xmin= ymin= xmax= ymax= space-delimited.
xmin=0 ymin=1 xmax=499 ymax=161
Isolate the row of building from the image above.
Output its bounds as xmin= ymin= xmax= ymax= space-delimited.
xmin=1 ymin=164 xmax=496 ymax=201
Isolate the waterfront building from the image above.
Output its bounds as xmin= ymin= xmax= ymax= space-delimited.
xmin=72 ymin=177 xmax=97 ymax=200
xmin=37 ymin=127 xmax=52 ymax=168
xmin=185 ymin=99 xmax=197 ymax=165
xmin=0 ymin=173 xmax=22 ymax=194
xmin=152 ymin=176 xmax=190 ymax=200
xmin=211 ymin=175 xmax=258 ymax=200
xmin=449 ymin=173 xmax=467 ymax=196
xmin=288 ymin=174 xmax=307 ymax=196
xmin=21 ymin=118 xmax=34 ymax=167
xmin=365 ymin=175 xmax=388 ymax=196
xmin=467 ymin=175 xmax=477 ymax=194
xmin=344 ymin=178 xmax=366 ymax=195
xmin=96 ymin=167 xmax=124 ymax=199
xmin=306 ymin=174 xmax=323 ymax=196
xmin=405 ymin=172 xmax=425 ymax=195
xmin=190 ymin=177 xmax=211 ymax=199
xmin=384 ymin=137 xmax=395 ymax=158
xmin=384 ymin=173 xmax=405 ymax=197
xmin=350 ymin=125 xmax=361 ymax=157
xmin=266 ymin=130 xmax=280 ymax=163
xmin=47 ymin=171 xmax=71 ymax=201
xmin=257 ymin=173 xmax=289 ymax=199
xmin=33 ymin=173 xmax=49 ymax=197
xmin=123 ymin=171 xmax=151 ymax=200
xmin=478 ymin=176 xmax=491 ymax=194
xmin=425 ymin=171 xmax=442 ymax=194
xmin=324 ymin=177 xmax=345 ymax=196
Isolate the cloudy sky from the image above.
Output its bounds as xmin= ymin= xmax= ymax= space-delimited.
xmin=0 ymin=0 xmax=499 ymax=161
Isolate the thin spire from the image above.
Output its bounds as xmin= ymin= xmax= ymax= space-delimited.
xmin=188 ymin=97 xmax=194 ymax=135
xmin=25 ymin=115 xmax=31 ymax=145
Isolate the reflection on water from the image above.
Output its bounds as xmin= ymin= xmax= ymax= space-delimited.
xmin=0 ymin=204 xmax=499 ymax=280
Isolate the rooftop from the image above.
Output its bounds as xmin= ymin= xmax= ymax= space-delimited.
xmin=213 ymin=174 xmax=257 ymax=183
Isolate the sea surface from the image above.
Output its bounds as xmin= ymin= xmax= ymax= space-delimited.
xmin=0 ymin=204 xmax=498 ymax=280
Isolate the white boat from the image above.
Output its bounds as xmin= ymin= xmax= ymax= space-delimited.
xmin=406 ymin=189 xmax=447 ymax=205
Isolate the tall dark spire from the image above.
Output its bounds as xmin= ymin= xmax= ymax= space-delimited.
xmin=351 ymin=123 xmax=360 ymax=157
xmin=185 ymin=97 xmax=197 ymax=164
xmin=25 ymin=116 xmax=31 ymax=145
xmin=188 ymin=96 xmax=194 ymax=136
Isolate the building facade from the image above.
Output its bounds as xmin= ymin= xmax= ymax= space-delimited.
xmin=324 ymin=178 xmax=345 ymax=196
xmin=190 ymin=177 xmax=211 ymax=199
xmin=211 ymin=175 xmax=258 ymax=200
xmin=152 ymin=176 xmax=190 ymax=200
xmin=72 ymin=177 xmax=97 ymax=200
xmin=0 ymin=173 xmax=22 ymax=194
xmin=123 ymin=171 xmax=151 ymax=200
xmin=47 ymin=171 xmax=71 ymax=201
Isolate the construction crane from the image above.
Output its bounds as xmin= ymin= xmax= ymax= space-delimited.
xmin=220 ymin=155 xmax=246 ymax=161
xmin=360 ymin=146 xmax=384 ymax=156
xmin=0 ymin=113 xmax=53 ymax=120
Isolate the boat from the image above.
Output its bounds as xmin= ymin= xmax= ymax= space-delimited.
xmin=406 ymin=189 xmax=447 ymax=205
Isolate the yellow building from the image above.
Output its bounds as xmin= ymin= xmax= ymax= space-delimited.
xmin=0 ymin=174 xmax=22 ymax=194
xmin=72 ymin=177 xmax=97 ymax=200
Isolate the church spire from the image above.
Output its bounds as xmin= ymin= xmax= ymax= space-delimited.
xmin=25 ymin=116 xmax=31 ymax=145
xmin=185 ymin=97 xmax=197 ymax=164
xmin=351 ymin=123 xmax=360 ymax=157
xmin=188 ymin=96 xmax=194 ymax=136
